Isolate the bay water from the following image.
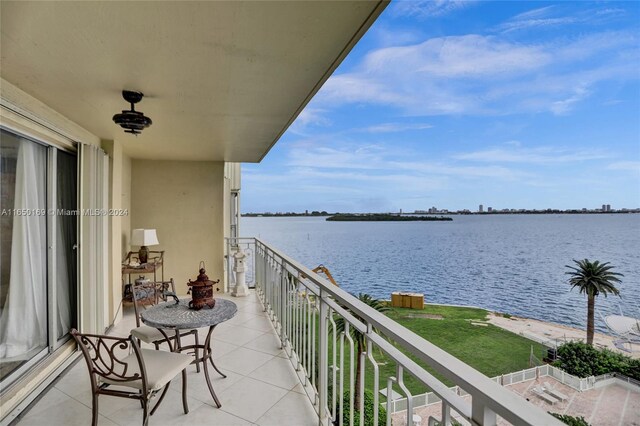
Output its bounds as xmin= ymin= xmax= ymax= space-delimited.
xmin=241 ymin=214 xmax=639 ymax=333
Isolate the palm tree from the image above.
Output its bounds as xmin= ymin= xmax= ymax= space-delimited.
xmin=566 ymin=259 xmax=622 ymax=346
xmin=334 ymin=293 xmax=389 ymax=411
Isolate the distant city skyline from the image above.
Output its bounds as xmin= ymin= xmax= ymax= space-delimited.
xmin=242 ymin=1 xmax=640 ymax=213
xmin=244 ymin=203 xmax=640 ymax=216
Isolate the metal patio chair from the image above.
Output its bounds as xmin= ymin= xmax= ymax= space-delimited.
xmin=71 ymin=329 xmax=193 ymax=426
xmin=130 ymin=279 xmax=201 ymax=372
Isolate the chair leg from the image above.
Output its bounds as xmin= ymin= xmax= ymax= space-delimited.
xmin=150 ymin=382 xmax=171 ymax=415
xmin=142 ymin=398 xmax=149 ymax=426
xmin=181 ymin=369 xmax=189 ymax=414
xmin=194 ymin=331 xmax=201 ymax=373
xmin=91 ymin=394 xmax=99 ymax=426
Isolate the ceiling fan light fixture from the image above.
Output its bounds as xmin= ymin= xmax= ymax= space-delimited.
xmin=112 ymin=90 xmax=152 ymax=135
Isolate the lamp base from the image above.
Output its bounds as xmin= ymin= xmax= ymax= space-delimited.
xmin=139 ymin=246 xmax=149 ymax=264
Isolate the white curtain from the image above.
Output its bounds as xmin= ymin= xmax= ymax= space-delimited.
xmin=0 ymin=140 xmax=47 ymax=359
xmin=79 ymin=144 xmax=109 ymax=334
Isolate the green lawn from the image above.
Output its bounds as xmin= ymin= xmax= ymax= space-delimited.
xmin=324 ymin=304 xmax=547 ymax=396
xmin=387 ymin=304 xmax=546 ymax=378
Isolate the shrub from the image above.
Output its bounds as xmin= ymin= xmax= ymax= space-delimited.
xmin=549 ymin=412 xmax=590 ymax=426
xmin=554 ymin=341 xmax=640 ymax=381
xmin=625 ymin=358 xmax=640 ymax=379
xmin=553 ymin=342 xmax=600 ymax=377
xmin=329 ymin=387 xmax=387 ymax=426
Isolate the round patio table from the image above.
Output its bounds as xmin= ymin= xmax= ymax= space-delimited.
xmin=141 ymin=298 xmax=237 ymax=408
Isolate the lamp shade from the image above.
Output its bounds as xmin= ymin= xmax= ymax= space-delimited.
xmin=131 ymin=229 xmax=159 ymax=246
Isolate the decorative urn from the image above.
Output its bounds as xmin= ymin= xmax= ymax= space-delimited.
xmin=187 ymin=262 xmax=220 ymax=310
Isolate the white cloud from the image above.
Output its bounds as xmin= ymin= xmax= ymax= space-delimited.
xmin=287 ymin=145 xmax=384 ymax=170
xmin=550 ymin=86 xmax=590 ymax=115
xmin=295 ymin=108 xmax=329 ymax=127
xmin=391 ymin=0 xmax=474 ymax=19
xmin=363 ymin=122 xmax=433 ymax=133
xmin=453 ymin=146 xmax=611 ymax=164
xmin=391 ymin=161 xmax=529 ymax=180
xmin=288 ymin=108 xmax=331 ymax=135
xmin=511 ymin=6 xmax=557 ymax=20
xmin=363 ymin=35 xmax=549 ymax=78
xmin=553 ymin=31 xmax=638 ymax=63
xmin=285 ymin=143 xmax=529 ymax=181
xmin=320 ymin=74 xmax=408 ymax=106
xmin=371 ymin=26 xmax=426 ymax=47
xmin=498 ymin=5 xmax=629 ymax=33
xmin=607 ymin=161 xmax=640 ymax=172
xmin=498 ymin=6 xmax=577 ymax=33
xmin=315 ymin=31 xmax=639 ymax=116
xmin=595 ymin=8 xmax=627 ymax=17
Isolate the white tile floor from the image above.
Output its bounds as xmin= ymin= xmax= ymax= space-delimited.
xmin=15 ymin=292 xmax=318 ymax=426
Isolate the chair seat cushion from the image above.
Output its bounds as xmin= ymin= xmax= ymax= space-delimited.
xmin=131 ymin=325 xmax=170 ymax=343
xmin=102 ymin=349 xmax=193 ymax=391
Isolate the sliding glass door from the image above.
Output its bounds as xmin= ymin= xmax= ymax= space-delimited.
xmin=54 ymin=150 xmax=77 ymax=344
xmin=0 ymin=128 xmax=77 ymax=386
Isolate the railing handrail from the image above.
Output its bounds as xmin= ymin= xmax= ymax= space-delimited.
xmin=255 ymin=237 xmax=562 ymax=425
xmin=323 ymin=291 xmax=473 ymax=419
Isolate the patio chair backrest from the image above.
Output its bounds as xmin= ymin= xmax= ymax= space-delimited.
xmin=71 ymin=329 xmax=148 ymax=395
xmin=131 ymin=279 xmax=175 ymax=327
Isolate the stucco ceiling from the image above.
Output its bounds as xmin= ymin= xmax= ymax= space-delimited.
xmin=1 ymin=1 xmax=387 ymax=161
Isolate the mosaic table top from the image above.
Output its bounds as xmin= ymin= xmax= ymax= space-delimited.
xmin=140 ymin=298 xmax=237 ymax=329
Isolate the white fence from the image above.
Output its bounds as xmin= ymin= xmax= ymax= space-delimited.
xmin=593 ymin=372 xmax=640 ymax=388
xmin=389 ymin=365 xmax=598 ymax=413
xmin=544 ymin=365 xmax=594 ymax=391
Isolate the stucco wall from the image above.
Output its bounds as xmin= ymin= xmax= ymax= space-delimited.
xmin=131 ymin=160 xmax=225 ymax=295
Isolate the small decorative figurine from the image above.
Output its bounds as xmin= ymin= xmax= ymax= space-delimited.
xmin=187 ymin=261 xmax=219 ymax=310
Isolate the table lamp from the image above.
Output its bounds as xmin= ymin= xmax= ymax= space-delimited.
xmin=131 ymin=229 xmax=159 ymax=264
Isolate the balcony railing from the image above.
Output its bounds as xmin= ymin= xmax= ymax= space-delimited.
xmin=227 ymin=238 xmax=562 ymax=426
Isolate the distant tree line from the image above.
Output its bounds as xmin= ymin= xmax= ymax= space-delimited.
xmin=243 ymin=211 xmax=331 ymax=217
xmin=326 ymin=214 xmax=452 ymax=222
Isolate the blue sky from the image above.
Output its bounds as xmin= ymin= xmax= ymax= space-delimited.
xmin=243 ymin=1 xmax=640 ymax=213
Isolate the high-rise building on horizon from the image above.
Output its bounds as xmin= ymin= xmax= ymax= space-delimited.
xmin=479 ymin=204 xmax=483 ymax=213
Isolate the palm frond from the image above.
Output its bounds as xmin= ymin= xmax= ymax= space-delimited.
xmin=333 ymin=293 xmax=389 ymax=347
xmin=566 ymin=259 xmax=623 ymax=297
